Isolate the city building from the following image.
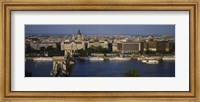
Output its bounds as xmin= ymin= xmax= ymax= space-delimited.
xmin=72 ymin=29 xmax=84 ymax=42
xmin=143 ymin=41 xmax=175 ymax=53
xmin=112 ymin=39 xmax=121 ymax=52
xmin=30 ymin=42 xmax=57 ymax=50
xmin=61 ymin=30 xmax=85 ymax=55
xmin=88 ymin=40 xmax=108 ymax=48
xmin=117 ymin=42 xmax=141 ymax=53
xmin=166 ymin=42 xmax=175 ymax=52
xmin=112 ymin=43 xmax=118 ymax=52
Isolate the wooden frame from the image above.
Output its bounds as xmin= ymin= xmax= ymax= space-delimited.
xmin=0 ymin=0 xmax=199 ymax=101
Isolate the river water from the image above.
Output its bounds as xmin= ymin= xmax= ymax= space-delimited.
xmin=25 ymin=59 xmax=175 ymax=77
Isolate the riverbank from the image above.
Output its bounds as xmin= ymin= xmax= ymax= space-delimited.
xmin=26 ymin=57 xmax=52 ymax=61
xmin=26 ymin=55 xmax=175 ymax=62
xmin=76 ymin=55 xmax=175 ymax=61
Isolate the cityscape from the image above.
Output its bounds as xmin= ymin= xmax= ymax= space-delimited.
xmin=25 ymin=25 xmax=175 ymax=77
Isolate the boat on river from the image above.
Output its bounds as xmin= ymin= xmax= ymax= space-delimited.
xmin=137 ymin=56 xmax=161 ymax=60
xmin=162 ymin=56 xmax=175 ymax=61
xmin=85 ymin=57 xmax=104 ymax=61
xmin=142 ymin=59 xmax=159 ymax=64
xmin=33 ymin=57 xmax=52 ymax=61
xmin=137 ymin=57 xmax=145 ymax=60
xmin=109 ymin=57 xmax=130 ymax=61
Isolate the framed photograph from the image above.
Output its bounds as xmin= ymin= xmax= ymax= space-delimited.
xmin=1 ymin=0 xmax=199 ymax=101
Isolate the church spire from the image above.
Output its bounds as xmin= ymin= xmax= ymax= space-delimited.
xmin=77 ymin=29 xmax=81 ymax=35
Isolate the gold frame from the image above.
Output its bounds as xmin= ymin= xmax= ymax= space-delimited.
xmin=0 ymin=0 xmax=199 ymax=101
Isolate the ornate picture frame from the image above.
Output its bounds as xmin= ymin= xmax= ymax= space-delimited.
xmin=0 ymin=0 xmax=199 ymax=101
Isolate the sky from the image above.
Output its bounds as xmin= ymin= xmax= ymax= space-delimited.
xmin=25 ymin=25 xmax=175 ymax=36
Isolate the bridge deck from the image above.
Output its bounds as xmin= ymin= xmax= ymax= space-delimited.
xmin=52 ymin=56 xmax=66 ymax=61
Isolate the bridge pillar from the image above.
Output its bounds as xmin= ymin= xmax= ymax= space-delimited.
xmin=51 ymin=56 xmax=75 ymax=77
xmin=51 ymin=56 xmax=67 ymax=77
xmin=51 ymin=61 xmax=58 ymax=76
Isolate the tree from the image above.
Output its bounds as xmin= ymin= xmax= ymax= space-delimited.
xmin=40 ymin=47 xmax=46 ymax=52
xmin=124 ymin=69 xmax=140 ymax=77
xmin=46 ymin=46 xmax=53 ymax=52
xmin=76 ymin=49 xmax=86 ymax=57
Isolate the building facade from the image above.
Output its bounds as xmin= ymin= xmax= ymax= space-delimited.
xmin=143 ymin=41 xmax=175 ymax=53
xmin=117 ymin=42 xmax=141 ymax=53
xmin=61 ymin=30 xmax=85 ymax=55
xmin=112 ymin=43 xmax=118 ymax=52
xmin=88 ymin=40 xmax=108 ymax=48
xmin=30 ymin=42 xmax=57 ymax=50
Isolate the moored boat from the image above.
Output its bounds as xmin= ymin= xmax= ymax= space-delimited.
xmin=142 ymin=60 xmax=147 ymax=63
xmin=146 ymin=60 xmax=159 ymax=64
xmin=141 ymin=59 xmax=159 ymax=64
xmin=137 ymin=57 xmax=145 ymax=60
xmin=85 ymin=57 xmax=104 ymax=61
xmin=90 ymin=57 xmax=104 ymax=61
xmin=137 ymin=56 xmax=162 ymax=60
xmin=162 ymin=56 xmax=175 ymax=61
xmin=33 ymin=57 xmax=52 ymax=61
xmin=109 ymin=57 xmax=130 ymax=61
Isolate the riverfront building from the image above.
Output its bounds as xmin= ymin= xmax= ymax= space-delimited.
xmin=61 ymin=41 xmax=85 ymax=55
xmin=61 ymin=32 xmax=177 ymax=55
xmin=143 ymin=41 xmax=175 ymax=52
xmin=112 ymin=43 xmax=118 ymax=52
xmin=117 ymin=42 xmax=141 ymax=53
xmin=61 ymin=29 xmax=110 ymax=55
xmin=116 ymin=41 xmax=175 ymax=54
xmin=166 ymin=42 xmax=175 ymax=52
xmin=88 ymin=40 xmax=108 ymax=48
xmin=30 ymin=42 xmax=57 ymax=50
xmin=61 ymin=29 xmax=85 ymax=55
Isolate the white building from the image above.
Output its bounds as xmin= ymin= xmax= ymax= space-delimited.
xmin=61 ymin=29 xmax=85 ymax=55
xmin=88 ymin=40 xmax=108 ymax=48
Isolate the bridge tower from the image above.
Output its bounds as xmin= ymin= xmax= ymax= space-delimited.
xmin=51 ymin=56 xmax=74 ymax=77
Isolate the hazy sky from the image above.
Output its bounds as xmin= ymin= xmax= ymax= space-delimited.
xmin=25 ymin=25 xmax=175 ymax=35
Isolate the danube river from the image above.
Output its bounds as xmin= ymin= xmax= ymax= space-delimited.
xmin=25 ymin=60 xmax=175 ymax=77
